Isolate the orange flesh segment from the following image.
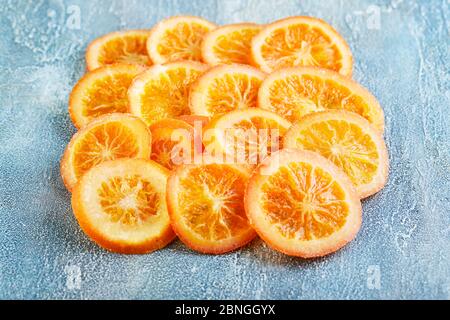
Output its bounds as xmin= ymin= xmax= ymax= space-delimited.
xmin=82 ymin=73 xmax=135 ymax=119
xmin=223 ymin=117 xmax=286 ymax=161
xmin=206 ymin=73 xmax=262 ymax=114
xmin=73 ymin=122 xmax=139 ymax=178
xmin=204 ymin=110 xmax=290 ymax=164
xmin=261 ymin=162 xmax=348 ymax=240
xmin=262 ymin=72 xmax=383 ymax=129
xmin=177 ymin=164 xmax=249 ymax=240
xmin=210 ymin=27 xmax=261 ymax=64
xmin=150 ymin=120 xmax=196 ymax=170
xmin=98 ymin=34 xmax=151 ymax=67
xmin=261 ymin=24 xmax=343 ymax=72
xmin=98 ymin=174 xmax=159 ymax=226
xmin=71 ymin=159 xmax=174 ymax=254
xmin=157 ymin=23 xmax=212 ymax=62
xmin=292 ymin=120 xmax=379 ymax=185
xmin=177 ymin=115 xmax=209 ymax=128
xmin=151 ymin=138 xmax=180 ymax=170
xmin=142 ymin=67 xmax=198 ymax=116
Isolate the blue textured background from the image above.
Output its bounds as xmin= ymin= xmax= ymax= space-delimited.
xmin=0 ymin=0 xmax=449 ymax=300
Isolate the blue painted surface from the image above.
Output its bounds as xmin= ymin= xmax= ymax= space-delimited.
xmin=0 ymin=0 xmax=449 ymax=299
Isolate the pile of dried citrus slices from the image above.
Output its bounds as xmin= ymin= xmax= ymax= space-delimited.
xmin=61 ymin=16 xmax=388 ymax=258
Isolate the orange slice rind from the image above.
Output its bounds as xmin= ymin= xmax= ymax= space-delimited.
xmin=69 ymin=63 xmax=146 ymax=129
xmin=201 ymin=23 xmax=263 ymax=65
xmin=284 ymin=110 xmax=389 ymax=198
xmin=61 ymin=113 xmax=151 ymax=191
xmin=189 ymin=64 xmax=266 ymax=117
xmin=167 ymin=161 xmax=256 ymax=254
xmin=86 ymin=30 xmax=152 ymax=71
xmin=72 ymin=158 xmax=175 ymax=254
xmin=245 ymin=149 xmax=362 ymax=258
xmin=128 ymin=61 xmax=209 ymax=126
xmin=147 ymin=16 xmax=217 ymax=64
xmin=258 ymin=66 xmax=385 ymax=131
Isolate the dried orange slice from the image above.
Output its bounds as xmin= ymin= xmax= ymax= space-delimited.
xmin=245 ymin=149 xmax=362 ymax=258
xmin=69 ymin=63 xmax=146 ymax=128
xmin=284 ymin=110 xmax=388 ymax=198
xmin=147 ymin=16 xmax=217 ymax=64
xmin=203 ymin=108 xmax=291 ymax=165
xmin=251 ymin=16 xmax=353 ymax=76
xmin=149 ymin=118 xmax=200 ymax=170
xmin=258 ymin=67 xmax=385 ymax=131
xmin=177 ymin=114 xmax=210 ymax=128
xmin=177 ymin=115 xmax=209 ymax=155
xmin=128 ymin=61 xmax=208 ymax=126
xmin=167 ymin=161 xmax=255 ymax=254
xmin=72 ymin=158 xmax=175 ymax=254
xmin=190 ymin=64 xmax=266 ymax=117
xmin=201 ymin=23 xmax=262 ymax=65
xmin=86 ymin=30 xmax=152 ymax=71
xmin=61 ymin=113 xmax=151 ymax=191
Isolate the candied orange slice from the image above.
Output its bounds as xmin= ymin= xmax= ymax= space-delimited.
xmin=251 ymin=16 xmax=353 ymax=75
xmin=189 ymin=64 xmax=266 ymax=117
xmin=147 ymin=16 xmax=217 ymax=64
xmin=128 ymin=61 xmax=208 ymax=126
xmin=203 ymin=108 xmax=291 ymax=165
xmin=258 ymin=67 xmax=385 ymax=131
xmin=149 ymin=118 xmax=200 ymax=170
xmin=177 ymin=115 xmax=209 ymax=155
xmin=167 ymin=161 xmax=255 ymax=254
xmin=245 ymin=149 xmax=362 ymax=258
xmin=201 ymin=23 xmax=262 ymax=65
xmin=177 ymin=114 xmax=210 ymax=128
xmin=61 ymin=113 xmax=151 ymax=191
xmin=69 ymin=63 xmax=146 ymax=128
xmin=284 ymin=110 xmax=388 ymax=198
xmin=72 ymin=158 xmax=175 ymax=254
xmin=86 ymin=30 xmax=152 ymax=71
